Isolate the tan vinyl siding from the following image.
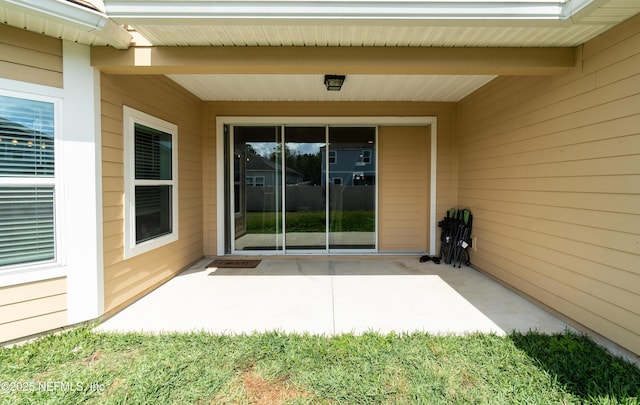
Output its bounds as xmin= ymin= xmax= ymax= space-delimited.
xmin=0 ymin=278 xmax=67 ymax=342
xmin=0 ymin=24 xmax=63 ymax=88
xmin=378 ymin=126 xmax=430 ymax=251
xmin=101 ymin=74 xmax=203 ymax=314
xmin=0 ymin=26 xmax=66 ymax=343
xmin=202 ymin=102 xmax=456 ymax=255
xmin=456 ymin=13 xmax=640 ymax=355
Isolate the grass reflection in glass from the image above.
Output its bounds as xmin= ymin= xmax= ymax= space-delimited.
xmin=245 ymin=210 xmax=375 ymax=233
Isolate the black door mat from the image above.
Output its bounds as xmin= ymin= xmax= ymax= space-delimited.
xmin=206 ymin=259 xmax=261 ymax=269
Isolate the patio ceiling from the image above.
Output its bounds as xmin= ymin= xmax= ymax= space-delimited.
xmin=165 ymin=73 xmax=499 ymax=102
xmin=91 ymin=45 xmax=576 ymax=101
xmin=106 ymin=0 xmax=638 ymax=101
xmin=2 ymin=0 xmax=639 ymax=101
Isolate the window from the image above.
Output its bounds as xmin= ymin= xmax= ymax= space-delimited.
xmin=362 ymin=150 xmax=371 ymax=164
xmin=246 ymin=176 xmax=265 ymax=187
xmin=0 ymin=93 xmax=59 ymax=270
xmin=123 ymin=107 xmax=178 ymax=258
xmin=328 ymin=150 xmax=336 ymax=164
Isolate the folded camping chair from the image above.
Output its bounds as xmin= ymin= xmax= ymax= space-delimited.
xmin=438 ymin=208 xmax=473 ymax=267
xmin=438 ymin=208 xmax=457 ymax=263
xmin=452 ymin=209 xmax=473 ymax=267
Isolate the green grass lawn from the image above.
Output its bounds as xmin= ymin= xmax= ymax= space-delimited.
xmin=1 ymin=328 xmax=638 ymax=404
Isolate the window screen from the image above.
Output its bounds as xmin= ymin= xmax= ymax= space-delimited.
xmin=134 ymin=123 xmax=172 ymax=180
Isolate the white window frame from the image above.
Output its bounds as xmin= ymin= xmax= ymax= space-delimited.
xmin=123 ymin=106 xmax=178 ymax=259
xmin=0 ymin=85 xmax=65 ymax=284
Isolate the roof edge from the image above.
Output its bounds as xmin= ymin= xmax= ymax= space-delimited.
xmin=1 ymin=0 xmax=131 ymax=48
xmin=105 ymin=0 xmax=569 ymax=22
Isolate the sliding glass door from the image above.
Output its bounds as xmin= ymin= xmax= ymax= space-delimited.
xmin=328 ymin=127 xmax=376 ymax=250
xmin=284 ymin=127 xmax=327 ymax=251
xmin=233 ymin=126 xmax=282 ymax=251
xmin=231 ymin=124 xmax=376 ymax=253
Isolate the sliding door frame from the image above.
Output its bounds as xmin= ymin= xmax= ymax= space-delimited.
xmin=216 ymin=116 xmax=437 ymax=256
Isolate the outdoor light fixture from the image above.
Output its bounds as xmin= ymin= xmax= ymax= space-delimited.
xmin=324 ymin=75 xmax=346 ymax=91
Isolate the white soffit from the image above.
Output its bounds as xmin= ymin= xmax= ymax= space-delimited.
xmin=166 ymin=74 xmax=497 ymax=102
xmin=133 ymin=23 xmax=608 ymax=47
xmin=106 ymin=0 xmax=640 ymax=47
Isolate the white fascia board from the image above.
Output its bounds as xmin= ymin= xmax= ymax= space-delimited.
xmin=2 ymin=0 xmax=107 ymax=27
xmin=561 ymin=0 xmax=600 ymax=20
xmin=106 ymin=1 xmax=567 ymax=22
xmin=0 ymin=0 xmax=131 ymax=48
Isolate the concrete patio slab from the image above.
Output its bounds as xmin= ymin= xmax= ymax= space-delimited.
xmin=96 ymin=256 xmax=571 ymax=336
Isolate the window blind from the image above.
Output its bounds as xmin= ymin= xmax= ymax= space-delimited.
xmin=0 ymin=186 xmax=55 ymax=267
xmin=0 ymin=95 xmax=55 ymax=177
xmin=134 ymin=123 xmax=172 ymax=180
